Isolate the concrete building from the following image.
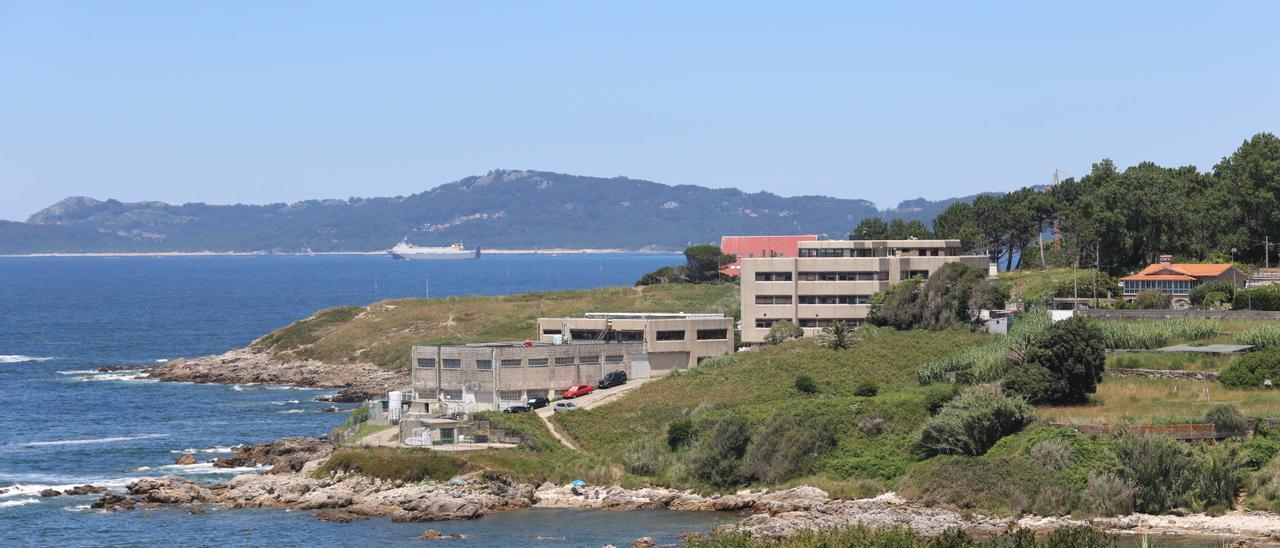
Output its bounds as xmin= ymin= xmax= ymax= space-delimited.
xmin=409 ymin=340 xmax=646 ymax=413
xmin=536 ymin=312 xmax=733 ymax=371
xmin=739 ymin=238 xmax=988 ymax=344
xmin=719 ymin=235 xmax=818 ymax=277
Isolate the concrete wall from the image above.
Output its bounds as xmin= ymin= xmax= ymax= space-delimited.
xmin=536 ymin=316 xmax=732 ymax=369
xmin=739 ymin=242 xmax=988 ymax=344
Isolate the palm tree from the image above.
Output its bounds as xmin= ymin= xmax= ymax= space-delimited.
xmin=819 ymin=320 xmax=856 ymax=350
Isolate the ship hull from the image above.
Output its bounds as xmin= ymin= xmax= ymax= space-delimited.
xmin=389 ymin=249 xmax=480 ymax=260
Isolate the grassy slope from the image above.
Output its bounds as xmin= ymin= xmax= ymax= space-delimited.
xmin=252 ymin=284 xmax=739 ymax=372
xmin=551 ymin=328 xmax=990 ymax=492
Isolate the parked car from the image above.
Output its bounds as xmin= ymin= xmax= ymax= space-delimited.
xmin=598 ymin=370 xmax=628 ymax=389
xmin=553 ymin=402 xmax=579 ymax=413
xmin=563 ymin=384 xmax=594 ymax=398
xmin=527 ymin=396 xmax=550 ymax=409
xmin=502 ymin=405 xmax=531 ymax=413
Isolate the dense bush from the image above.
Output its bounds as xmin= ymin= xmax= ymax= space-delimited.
xmin=1014 ymin=316 xmax=1106 ymax=404
xmin=1002 ymin=364 xmax=1067 ymax=404
xmin=689 ymin=416 xmax=752 ymax=487
xmin=1114 ymin=433 xmax=1195 ymax=513
xmin=764 ymin=320 xmax=803 ymax=344
xmin=853 ymin=380 xmax=879 ymax=397
xmin=917 ymin=387 xmax=1035 ymax=457
xmin=922 ymin=383 xmax=961 ymax=415
xmin=622 ymin=438 xmax=665 ymax=476
xmin=1233 ymin=286 xmax=1280 ymax=311
xmin=1029 ymin=438 xmax=1076 ymax=470
xmin=1247 ymin=454 xmax=1280 ymax=512
xmin=794 ymin=375 xmax=817 ymax=395
xmin=1204 ymin=404 xmax=1250 ymax=436
xmin=917 ymin=308 xmax=1052 ymax=385
xmin=869 ymin=263 xmax=1005 ymax=330
xmin=1194 ymin=443 xmax=1246 ymax=512
xmin=1080 ymin=471 xmax=1135 ymax=517
xmin=666 ymin=419 xmax=694 ymax=451
xmin=1190 ymin=279 xmax=1236 ymax=307
xmin=1219 ymin=349 xmax=1280 ymax=388
xmin=818 ymin=320 xmax=856 ymax=350
xmin=1132 ymin=289 xmax=1172 ymax=309
xmin=741 ymin=413 xmax=835 ymax=484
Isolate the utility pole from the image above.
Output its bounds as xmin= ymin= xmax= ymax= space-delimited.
xmin=1267 ymin=236 xmax=1271 ymax=270
xmin=1093 ymin=242 xmax=1100 ymax=308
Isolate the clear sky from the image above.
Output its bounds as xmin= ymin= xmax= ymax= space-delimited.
xmin=2 ymin=2 xmax=1278 ymax=221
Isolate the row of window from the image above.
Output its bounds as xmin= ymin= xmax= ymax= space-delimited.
xmin=756 ymin=294 xmax=872 ymax=305
xmin=797 ymin=248 xmax=956 ymax=258
xmin=540 ymin=329 xmax=729 ymax=341
xmin=420 ymin=388 xmax=567 ymax=402
xmin=755 ymin=318 xmax=865 ymax=328
xmin=417 ymin=355 xmax=624 ymax=370
xmin=1122 ymin=280 xmax=1194 ymax=294
xmin=756 ymin=271 xmax=889 ymax=282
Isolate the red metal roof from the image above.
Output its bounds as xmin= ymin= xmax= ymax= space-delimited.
xmin=719 ymin=235 xmax=818 ymax=276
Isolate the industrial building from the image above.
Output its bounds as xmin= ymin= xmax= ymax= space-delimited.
xmin=536 ymin=312 xmax=733 ymax=371
xmin=739 ymin=238 xmax=989 ymax=344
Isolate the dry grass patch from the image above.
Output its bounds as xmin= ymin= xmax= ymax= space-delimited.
xmin=1038 ymin=376 xmax=1280 ymax=424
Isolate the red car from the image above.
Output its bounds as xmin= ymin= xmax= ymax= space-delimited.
xmin=563 ymin=384 xmax=594 ymax=399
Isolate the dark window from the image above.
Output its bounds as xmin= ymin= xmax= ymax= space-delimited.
xmin=655 ymin=330 xmax=686 ymax=341
xmin=755 ymin=295 xmax=792 ymax=305
xmin=554 ymin=356 xmax=575 ymax=365
xmin=442 ymin=358 xmax=462 ymax=369
xmin=696 ymin=329 xmax=728 ymax=340
xmin=799 ymin=318 xmax=864 ymax=328
xmin=755 ymin=319 xmax=778 ymax=328
xmin=569 ymin=329 xmax=600 ymax=340
xmin=500 ymin=358 xmax=522 ymax=368
xmin=605 ymin=355 xmax=625 ymax=363
xmin=617 ymin=330 xmax=645 ymax=342
xmin=797 ymin=295 xmax=870 ymax=305
xmin=754 ymin=272 xmax=793 ymax=282
xmin=902 ymin=270 xmax=930 ymax=280
xmin=541 ymin=328 xmax=561 ymax=335
xmin=475 ymin=359 xmax=493 ymax=370
xmin=416 ymin=358 xmax=436 ymax=369
xmin=798 ymin=271 xmax=879 ymax=281
xmin=580 ymin=355 xmax=601 ymax=364
xmin=528 ymin=358 xmax=549 ymax=367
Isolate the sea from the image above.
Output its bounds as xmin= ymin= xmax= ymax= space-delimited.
xmin=0 ymin=253 xmax=740 ymax=546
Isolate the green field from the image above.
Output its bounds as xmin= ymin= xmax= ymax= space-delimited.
xmin=253 ymin=284 xmax=739 ymax=371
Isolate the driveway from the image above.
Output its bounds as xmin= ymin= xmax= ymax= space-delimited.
xmin=534 ymin=377 xmax=655 ymax=451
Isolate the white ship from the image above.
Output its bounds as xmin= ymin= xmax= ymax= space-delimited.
xmin=388 ymin=242 xmax=480 ymax=260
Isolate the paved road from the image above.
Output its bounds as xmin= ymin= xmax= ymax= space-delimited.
xmin=534 ymin=377 xmax=655 ymax=451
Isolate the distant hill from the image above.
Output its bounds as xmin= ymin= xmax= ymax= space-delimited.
xmin=1 ymin=170 xmax=983 ymax=253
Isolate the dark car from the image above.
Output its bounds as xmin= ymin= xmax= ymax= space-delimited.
xmin=527 ymin=396 xmax=550 ymax=409
xmin=598 ymin=370 xmax=628 ymax=389
xmin=502 ymin=405 xmax=531 ymax=413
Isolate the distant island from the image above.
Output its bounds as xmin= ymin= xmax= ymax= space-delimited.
xmin=0 ymin=170 xmax=980 ymax=254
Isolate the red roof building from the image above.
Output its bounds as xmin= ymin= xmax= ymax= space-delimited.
xmin=719 ymin=235 xmax=818 ymax=277
xmin=1119 ymin=255 xmax=1246 ymax=304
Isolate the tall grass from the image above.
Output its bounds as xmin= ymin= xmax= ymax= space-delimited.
xmin=1235 ymin=323 xmax=1280 ymax=349
xmin=917 ymin=308 xmax=1051 ymax=384
xmin=318 ymin=448 xmax=465 ymax=482
xmin=1091 ymin=318 xmax=1219 ymax=350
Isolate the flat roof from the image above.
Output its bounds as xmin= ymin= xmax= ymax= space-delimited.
xmin=414 ymin=340 xmax=642 ymax=350
xmin=1156 ymin=344 xmax=1255 ymax=354
xmin=578 ymin=312 xmax=727 ymax=319
xmin=798 ymin=239 xmax=962 ymax=248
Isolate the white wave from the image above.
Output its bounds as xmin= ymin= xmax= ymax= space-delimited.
xmin=19 ymin=434 xmax=169 ymax=447
xmin=0 ymin=498 xmax=40 ymax=508
xmin=0 ymin=355 xmax=53 ymax=364
xmin=131 ymin=463 xmax=268 ymax=475
xmin=232 ymin=383 xmax=262 ymax=391
xmin=63 ymin=504 xmax=92 ymax=512
xmin=0 ymin=477 xmax=136 ymax=499
xmin=169 ymin=445 xmax=240 ymax=454
xmin=72 ymin=371 xmax=155 ymax=383
xmin=277 ymin=409 xmax=305 ymax=414
xmin=56 ymin=369 xmax=99 ymax=375
xmin=154 ymin=358 xmax=169 ymax=363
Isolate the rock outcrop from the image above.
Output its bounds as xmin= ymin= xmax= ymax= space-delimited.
xmin=147 ymin=347 xmax=408 ymax=401
xmin=213 ymin=437 xmax=337 ymax=473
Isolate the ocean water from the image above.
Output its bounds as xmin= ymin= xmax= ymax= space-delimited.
xmin=0 ymin=254 xmax=739 ymax=546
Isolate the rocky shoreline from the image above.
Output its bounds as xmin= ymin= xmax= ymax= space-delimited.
xmin=146 ymin=347 xmax=407 ymax=402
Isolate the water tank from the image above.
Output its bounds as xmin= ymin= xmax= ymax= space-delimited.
xmin=552 ymin=334 xmax=564 ymax=345
xmin=388 ymin=390 xmax=403 ymax=423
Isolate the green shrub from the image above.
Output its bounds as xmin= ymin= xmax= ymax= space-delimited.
xmin=1190 ymin=280 xmax=1236 ymax=307
xmin=917 ymin=387 xmax=1035 ymax=457
xmin=689 ymin=416 xmax=752 ymax=487
xmin=1018 ymin=316 xmax=1106 ymax=404
xmin=1003 ymin=364 xmax=1068 ymax=404
xmin=1114 ymin=433 xmax=1195 ymax=514
xmin=346 ymin=405 xmax=370 ymax=427
xmin=1247 ymin=454 xmax=1280 ymax=512
xmin=794 ymin=375 xmax=818 ymax=395
xmin=1080 ymin=471 xmax=1134 ymax=517
xmin=922 ymin=384 xmax=961 ymax=415
xmin=684 ymin=524 xmax=1117 ymax=548
xmin=1192 ymin=442 xmax=1246 ymax=512
xmin=1220 ymin=349 xmax=1280 ymax=388
xmin=1235 ymin=323 xmax=1280 ymax=349
xmin=819 ymin=320 xmax=856 ymax=350
xmin=765 ymin=320 xmax=803 ymax=344
xmin=869 ymin=262 xmax=1003 ymax=330
xmin=741 ymin=413 xmax=834 ymax=484
xmin=853 ymin=380 xmax=879 ymax=397
xmin=917 ymin=308 xmax=1053 ymax=384
xmin=1233 ymin=286 xmax=1280 ymax=311
xmin=319 ymin=448 xmax=464 ymax=482
xmin=622 ymin=438 xmax=665 ymax=476
xmin=1133 ymin=289 xmax=1172 ymax=309
xmin=666 ymin=419 xmax=694 ymax=451
xmin=1029 ymin=438 xmax=1076 ymax=470
xmin=1244 ymin=426 xmax=1280 ymax=469
xmin=1204 ymin=404 xmax=1249 ymax=436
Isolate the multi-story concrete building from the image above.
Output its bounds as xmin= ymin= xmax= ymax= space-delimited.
xmin=536 ymin=312 xmax=733 ymax=372
xmin=739 ymin=238 xmax=988 ymax=344
xmin=410 ymin=340 xmax=646 ymax=413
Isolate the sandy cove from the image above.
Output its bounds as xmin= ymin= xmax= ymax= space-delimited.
xmin=146 ymin=347 xmax=407 ymax=402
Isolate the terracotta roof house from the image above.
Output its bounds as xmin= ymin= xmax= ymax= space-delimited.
xmin=1120 ymin=255 xmax=1246 ymax=306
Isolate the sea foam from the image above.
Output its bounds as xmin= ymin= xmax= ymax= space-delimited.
xmin=0 ymin=355 xmax=54 ymax=364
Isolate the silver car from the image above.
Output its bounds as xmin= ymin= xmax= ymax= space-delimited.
xmin=553 ymin=402 xmax=579 ymax=413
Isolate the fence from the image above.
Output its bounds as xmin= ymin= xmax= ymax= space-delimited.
xmin=1079 ymin=309 xmax=1280 ymax=320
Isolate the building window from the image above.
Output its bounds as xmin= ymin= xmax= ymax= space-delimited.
xmin=528 ymin=358 xmax=549 ymax=367
xmin=798 ymin=271 xmax=880 ymax=282
xmin=416 ymin=388 xmax=436 ymax=400
xmin=416 ymin=358 xmax=436 ymax=369
xmin=498 ymin=390 xmax=522 ymax=402
xmin=754 ymin=272 xmax=793 ymax=282
xmin=617 ymin=330 xmax=645 ymax=342
xmin=604 ymin=354 xmax=625 ymax=364
xmin=696 ymin=329 xmax=728 ymax=340
xmin=755 ymin=318 xmax=778 ymax=328
xmin=799 ymin=318 xmax=863 ymax=328
xmin=797 ymin=295 xmax=870 ymax=305
xmin=902 ymin=270 xmax=930 ymax=280
xmin=580 ymin=355 xmax=600 ymax=364
xmin=570 ymin=329 xmax=600 ymax=340
xmin=441 ymin=389 xmax=463 ymax=401
xmin=655 ymin=330 xmax=686 ymax=341
xmin=755 ymin=295 xmax=792 ymax=305
xmin=475 ymin=359 xmax=493 ymax=370
xmin=554 ymin=356 xmax=575 ymax=365
xmin=500 ymin=358 xmax=522 ymax=368
xmin=442 ymin=358 xmax=462 ymax=369
xmin=541 ymin=329 xmax=561 ymax=335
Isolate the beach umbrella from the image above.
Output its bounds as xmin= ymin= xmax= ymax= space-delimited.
xmin=569 ymin=480 xmax=587 ymax=487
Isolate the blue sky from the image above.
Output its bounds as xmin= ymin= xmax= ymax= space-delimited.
xmin=2 ymin=1 xmax=1278 ymax=221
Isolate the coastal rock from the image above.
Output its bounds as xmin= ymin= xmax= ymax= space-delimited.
xmin=214 ymin=436 xmax=336 ymax=473
xmin=315 ymin=510 xmax=369 ymax=523
xmin=754 ymin=486 xmax=828 ymax=514
xmin=39 ymin=489 xmax=61 ymax=497
xmin=90 ymin=492 xmax=136 ymax=511
xmin=148 ymin=347 xmax=407 ymax=402
xmin=65 ymin=485 xmax=106 ymax=496
xmin=631 ymin=537 xmax=655 ymax=548
xmin=711 ymin=494 xmax=755 ymax=511
xmin=175 ymin=453 xmax=197 ymax=465
xmin=127 ymin=476 xmax=212 ymax=504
